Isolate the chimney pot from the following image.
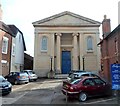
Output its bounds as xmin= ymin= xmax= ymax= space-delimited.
xmin=104 ymin=15 xmax=107 ymax=19
xmin=102 ymin=15 xmax=111 ymax=38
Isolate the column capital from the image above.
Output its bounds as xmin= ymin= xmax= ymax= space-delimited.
xmin=55 ymin=33 xmax=62 ymax=36
xmin=79 ymin=32 xmax=84 ymax=35
xmin=72 ymin=33 xmax=79 ymax=37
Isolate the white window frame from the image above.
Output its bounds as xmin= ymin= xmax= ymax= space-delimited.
xmin=87 ymin=36 xmax=93 ymax=52
xmin=1 ymin=60 xmax=7 ymax=64
xmin=2 ymin=36 xmax=9 ymax=54
xmin=40 ymin=36 xmax=48 ymax=52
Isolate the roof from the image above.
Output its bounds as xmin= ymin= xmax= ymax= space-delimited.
xmin=8 ymin=25 xmax=26 ymax=51
xmin=105 ymin=24 xmax=120 ymax=39
xmin=98 ymin=24 xmax=120 ymax=45
xmin=32 ymin=11 xmax=101 ymax=27
xmin=0 ymin=21 xmax=14 ymax=36
xmin=8 ymin=25 xmax=23 ymax=37
xmin=24 ymin=53 xmax=33 ymax=61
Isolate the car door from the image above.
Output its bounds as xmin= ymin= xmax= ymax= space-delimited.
xmin=6 ymin=72 xmax=15 ymax=83
xmin=82 ymin=78 xmax=97 ymax=96
xmin=93 ymin=78 xmax=106 ymax=95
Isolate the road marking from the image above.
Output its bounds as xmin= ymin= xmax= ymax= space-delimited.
xmin=12 ymin=84 xmax=28 ymax=91
xmin=84 ymin=98 xmax=116 ymax=104
xmin=2 ymin=92 xmax=28 ymax=104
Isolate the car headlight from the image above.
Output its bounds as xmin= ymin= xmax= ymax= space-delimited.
xmin=8 ymin=83 xmax=12 ymax=88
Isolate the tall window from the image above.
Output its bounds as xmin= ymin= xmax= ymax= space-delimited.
xmin=41 ymin=36 xmax=48 ymax=51
xmin=87 ymin=36 xmax=93 ymax=51
xmin=2 ymin=37 xmax=8 ymax=54
xmin=115 ymin=39 xmax=118 ymax=54
xmin=12 ymin=44 xmax=15 ymax=55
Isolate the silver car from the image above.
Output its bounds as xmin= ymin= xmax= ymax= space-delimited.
xmin=67 ymin=71 xmax=100 ymax=81
xmin=23 ymin=70 xmax=38 ymax=81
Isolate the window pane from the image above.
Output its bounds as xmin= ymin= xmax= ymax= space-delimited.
xmin=2 ymin=38 xmax=8 ymax=54
xmin=94 ymin=78 xmax=105 ymax=85
xmin=87 ymin=36 xmax=93 ymax=50
xmin=41 ymin=36 xmax=47 ymax=51
xmin=12 ymin=44 xmax=15 ymax=55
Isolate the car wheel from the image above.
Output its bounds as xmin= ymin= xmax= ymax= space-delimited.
xmin=25 ymin=82 xmax=28 ymax=84
xmin=79 ymin=92 xmax=87 ymax=102
xmin=34 ymin=79 xmax=37 ymax=81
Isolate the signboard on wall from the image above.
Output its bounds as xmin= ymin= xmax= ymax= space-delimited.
xmin=111 ymin=64 xmax=120 ymax=90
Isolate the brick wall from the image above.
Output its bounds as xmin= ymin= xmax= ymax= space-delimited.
xmin=2 ymin=33 xmax=12 ymax=76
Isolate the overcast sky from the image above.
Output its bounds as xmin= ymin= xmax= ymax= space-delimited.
xmin=1 ymin=0 xmax=119 ymax=56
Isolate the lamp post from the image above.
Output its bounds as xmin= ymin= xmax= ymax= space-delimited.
xmin=50 ymin=56 xmax=53 ymax=72
xmin=78 ymin=56 xmax=80 ymax=70
xmin=82 ymin=56 xmax=85 ymax=71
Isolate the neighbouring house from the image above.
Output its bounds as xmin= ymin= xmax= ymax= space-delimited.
xmin=32 ymin=11 xmax=101 ymax=77
xmin=0 ymin=21 xmax=14 ymax=76
xmin=98 ymin=15 xmax=120 ymax=82
xmin=24 ymin=53 xmax=33 ymax=70
xmin=0 ymin=4 xmax=2 ymax=20
xmin=8 ymin=25 xmax=26 ymax=72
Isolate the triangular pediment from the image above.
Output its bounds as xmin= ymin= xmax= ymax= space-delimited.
xmin=32 ymin=11 xmax=101 ymax=27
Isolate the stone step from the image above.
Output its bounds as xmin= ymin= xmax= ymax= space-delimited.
xmin=55 ymin=74 xmax=68 ymax=79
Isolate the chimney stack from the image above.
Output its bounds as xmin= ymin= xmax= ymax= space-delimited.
xmin=102 ymin=15 xmax=111 ymax=38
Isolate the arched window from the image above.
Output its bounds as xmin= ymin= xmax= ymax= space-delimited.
xmin=87 ymin=36 xmax=93 ymax=50
xmin=41 ymin=36 xmax=47 ymax=51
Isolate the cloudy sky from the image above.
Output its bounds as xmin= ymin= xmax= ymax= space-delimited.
xmin=1 ymin=0 xmax=119 ymax=56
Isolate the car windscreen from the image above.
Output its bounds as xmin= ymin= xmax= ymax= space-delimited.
xmin=20 ymin=72 xmax=28 ymax=76
xmin=71 ymin=79 xmax=82 ymax=84
xmin=0 ymin=76 xmax=6 ymax=82
xmin=29 ymin=71 xmax=34 ymax=74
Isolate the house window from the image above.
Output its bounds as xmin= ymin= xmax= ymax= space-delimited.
xmin=12 ymin=44 xmax=15 ymax=55
xmin=87 ymin=36 xmax=93 ymax=51
xmin=115 ymin=39 xmax=118 ymax=54
xmin=41 ymin=36 xmax=48 ymax=51
xmin=2 ymin=37 xmax=8 ymax=54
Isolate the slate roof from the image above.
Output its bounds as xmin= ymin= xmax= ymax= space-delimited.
xmin=98 ymin=24 xmax=120 ymax=45
xmin=0 ymin=21 xmax=14 ymax=36
xmin=8 ymin=25 xmax=26 ymax=51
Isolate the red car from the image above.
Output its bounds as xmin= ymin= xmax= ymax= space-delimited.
xmin=62 ymin=76 xmax=111 ymax=102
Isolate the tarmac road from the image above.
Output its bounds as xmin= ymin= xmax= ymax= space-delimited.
xmin=1 ymin=79 xmax=119 ymax=106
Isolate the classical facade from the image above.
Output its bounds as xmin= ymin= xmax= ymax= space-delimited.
xmin=33 ymin=11 xmax=101 ymax=77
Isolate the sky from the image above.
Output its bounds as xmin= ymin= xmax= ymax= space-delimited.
xmin=1 ymin=0 xmax=119 ymax=57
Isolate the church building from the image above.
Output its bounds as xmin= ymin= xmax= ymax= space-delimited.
xmin=32 ymin=11 xmax=101 ymax=77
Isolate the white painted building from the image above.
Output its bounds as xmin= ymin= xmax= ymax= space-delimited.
xmin=9 ymin=25 xmax=26 ymax=72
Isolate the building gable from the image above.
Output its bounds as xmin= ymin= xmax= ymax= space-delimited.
xmin=32 ymin=11 xmax=101 ymax=27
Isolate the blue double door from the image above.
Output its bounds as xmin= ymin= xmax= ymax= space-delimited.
xmin=62 ymin=51 xmax=71 ymax=74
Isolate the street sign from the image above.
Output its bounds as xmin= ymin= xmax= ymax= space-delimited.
xmin=111 ymin=64 xmax=120 ymax=90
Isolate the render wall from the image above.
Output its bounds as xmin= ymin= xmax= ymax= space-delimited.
xmin=34 ymin=26 xmax=100 ymax=77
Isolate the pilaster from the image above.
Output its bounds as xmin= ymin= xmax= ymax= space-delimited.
xmin=56 ymin=33 xmax=62 ymax=73
xmin=72 ymin=33 xmax=79 ymax=70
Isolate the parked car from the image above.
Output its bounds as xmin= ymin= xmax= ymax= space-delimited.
xmin=22 ymin=70 xmax=38 ymax=81
xmin=0 ymin=75 xmax=12 ymax=96
xmin=5 ymin=72 xmax=29 ymax=85
xmin=68 ymin=70 xmax=85 ymax=76
xmin=67 ymin=71 xmax=100 ymax=81
xmin=62 ymin=76 xmax=111 ymax=102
